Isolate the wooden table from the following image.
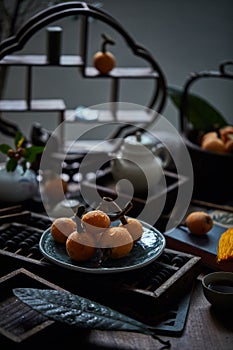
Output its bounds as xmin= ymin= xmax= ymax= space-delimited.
xmin=0 ymin=273 xmax=232 ymax=350
xmin=0 ymin=200 xmax=232 ymax=349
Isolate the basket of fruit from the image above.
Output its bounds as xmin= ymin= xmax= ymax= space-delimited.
xmin=168 ymin=61 xmax=233 ymax=203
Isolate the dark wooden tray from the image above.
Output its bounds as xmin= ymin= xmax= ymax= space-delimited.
xmin=0 ymin=268 xmax=67 ymax=343
xmin=0 ymin=208 xmax=201 ymax=309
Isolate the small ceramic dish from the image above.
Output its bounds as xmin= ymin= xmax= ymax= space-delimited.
xmin=202 ymin=271 xmax=233 ymax=309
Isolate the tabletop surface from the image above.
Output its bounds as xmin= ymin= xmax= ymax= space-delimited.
xmin=0 ymin=199 xmax=233 ymax=349
xmin=0 ymin=269 xmax=232 ymax=350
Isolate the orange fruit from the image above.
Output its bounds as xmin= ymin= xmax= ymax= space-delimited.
xmin=44 ymin=176 xmax=68 ymax=202
xmin=81 ymin=210 xmax=111 ymax=236
xmin=201 ymin=137 xmax=226 ymax=154
xmin=185 ymin=211 xmax=213 ymax=235
xmin=201 ymin=131 xmax=218 ymax=145
xmin=225 ymin=139 xmax=233 ymax=154
xmin=93 ymin=33 xmax=116 ymax=74
xmin=66 ymin=231 xmax=96 ymax=262
xmin=120 ymin=218 xmax=143 ymax=242
xmin=51 ymin=217 xmax=76 ymax=243
xmin=219 ymin=125 xmax=233 ymax=143
xmin=99 ymin=226 xmax=133 ymax=259
xmin=93 ymin=51 xmax=115 ymax=74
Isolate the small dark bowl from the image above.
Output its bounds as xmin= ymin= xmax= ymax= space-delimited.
xmin=202 ymin=272 xmax=233 ymax=309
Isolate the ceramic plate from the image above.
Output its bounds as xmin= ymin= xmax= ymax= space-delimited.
xmin=39 ymin=220 xmax=166 ymax=274
xmin=209 ymin=210 xmax=233 ymax=228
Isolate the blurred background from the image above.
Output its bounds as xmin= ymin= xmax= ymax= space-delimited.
xmin=0 ymin=0 xmax=232 ymax=153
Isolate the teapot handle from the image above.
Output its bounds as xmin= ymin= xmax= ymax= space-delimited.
xmin=152 ymin=143 xmax=170 ymax=169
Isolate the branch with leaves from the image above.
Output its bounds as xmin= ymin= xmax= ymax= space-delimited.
xmin=0 ymin=131 xmax=44 ymax=172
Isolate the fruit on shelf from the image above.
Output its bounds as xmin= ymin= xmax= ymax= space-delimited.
xmin=93 ymin=33 xmax=116 ymax=74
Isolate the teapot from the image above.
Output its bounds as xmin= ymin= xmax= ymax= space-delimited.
xmin=110 ymin=132 xmax=170 ymax=197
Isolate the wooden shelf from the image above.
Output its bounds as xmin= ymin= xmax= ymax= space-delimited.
xmin=0 ymin=54 xmax=83 ymax=67
xmin=65 ymin=108 xmax=156 ymax=123
xmin=0 ymin=56 xmax=158 ymax=79
xmin=0 ymin=99 xmax=66 ymax=112
xmin=84 ymin=67 xmax=159 ymax=78
xmin=0 ymin=2 xmax=166 ymax=146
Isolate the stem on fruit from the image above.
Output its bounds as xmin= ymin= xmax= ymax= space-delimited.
xmin=101 ymin=197 xmax=132 ymax=224
xmin=101 ymin=33 xmax=115 ymax=53
xmin=75 ymin=204 xmax=86 ymax=231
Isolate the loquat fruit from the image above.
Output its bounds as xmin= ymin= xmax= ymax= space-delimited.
xmin=81 ymin=210 xmax=111 ymax=236
xmin=219 ymin=125 xmax=233 ymax=144
xmin=225 ymin=139 xmax=233 ymax=154
xmin=66 ymin=231 xmax=97 ymax=262
xmin=185 ymin=211 xmax=213 ymax=235
xmin=201 ymin=131 xmax=218 ymax=146
xmin=93 ymin=33 xmax=115 ymax=74
xmin=120 ymin=217 xmax=143 ymax=242
xmin=201 ymin=137 xmax=226 ymax=154
xmin=51 ymin=217 xmax=77 ymax=243
xmin=99 ymin=226 xmax=134 ymax=259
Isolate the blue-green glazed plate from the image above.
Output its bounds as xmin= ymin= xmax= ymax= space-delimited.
xmin=39 ymin=220 xmax=166 ymax=274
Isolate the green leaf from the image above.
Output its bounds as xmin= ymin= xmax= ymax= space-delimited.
xmin=21 ymin=159 xmax=28 ymax=173
xmin=23 ymin=146 xmax=44 ymax=163
xmin=0 ymin=144 xmax=11 ymax=155
xmin=167 ymin=86 xmax=228 ymax=131
xmin=6 ymin=158 xmax=18 ymax=172
xmin=14 ymin=131 xmax=24 ymax=148
xmin=13 ymin=288 xmax=170 ymax=348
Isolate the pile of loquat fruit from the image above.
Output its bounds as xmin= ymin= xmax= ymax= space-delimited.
xmin=50 ymin=205 xmax=144 ymax=263
xmin=201 ymin=125 xmax=233 ymax=154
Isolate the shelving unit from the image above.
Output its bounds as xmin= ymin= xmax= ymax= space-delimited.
xmin=0 ymin=2 xmax=167 ymax=145
xmin=0 ymin=54 xmax=82 ymax=129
